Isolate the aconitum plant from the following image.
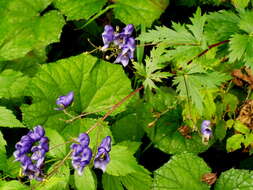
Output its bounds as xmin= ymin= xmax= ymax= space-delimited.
xmin=13 ymin=126 xmax=49 ymax=181
xmin=55 ymin=91 xmax=74 ymax=110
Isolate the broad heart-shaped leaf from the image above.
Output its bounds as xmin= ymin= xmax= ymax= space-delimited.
xmin=0 ymin=0 xmax=65 ymax=61
xmin=0 ymin=107 xmax=24 ymax=128
xmin=0 ymin=131 xmax=7 ymax=171
xmin=145 ymin=110 xmax=213 ymax=155
xmin=215 ymin=169 xmax=253 ymax=190
xmin=0 ymin=69 xmax=29 ymax=99
xmin=103 ymin=170 xmax=152 ymax=190
xmin=62 ymin=118 xmax=112 ymax=150
xmin=54 ymin=0 xmax=106 ymax=20
xmin=0 ymin=180 xmax=29 ymax=190
xmin=114 ymin=0 xmax=169 ymax=27
xmin=74 ymin=167 xmax=97 ymax=190
xmin=22 ymin=54 xmax=132 ymax=131
xmin=152 ymin=153 xmax=211 ymax=190
xmin=106 ymin=145 xmax=147 ymax=176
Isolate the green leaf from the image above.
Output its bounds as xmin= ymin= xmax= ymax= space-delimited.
xmin=106 ymin=145 xmax=146 ymax=176
xmin=22 ymin=54 xmax=131 ymax=131
xmin=214 ymin=120 xmax=227 ymax=141
xmin=226 ymin=134 xmax=244 ymax=152
xmin=54 ymin=0 xmax=107 ymax=20
xmin=62 ymin=118 xmax=112 ymax=150
xmin=152 ymin=153 xmax=211 ymax=190
xmin=74 ymin=167 xmax=96 ymax=190
xmin=215 ymin=169 xmax=253 ymax=190
xmin=244 ymin=133 xmax=253 ymax=147
xmin=46 ymin=128 xmax=66 ymax=159
xmin=117 ymin=141 xmax=141 ymax=154
xmin=229 ymin=34 xmax=253 ymax=68
xmin=0 ymin=69 xmax=29 ymax=99
xmin=2 ymin=156 xmax=20 ymax=178
xmin=0 ymin=0 xmax=64 ymax=61
xmin=0 ymin=180 xmax=29 ymax=190
xmin=102 ymin=174 xmax=124 ymax=190
xmin=0 ymin=131 xmax=7 ymax=171
xmin=0 ymin=106 xmax=24 ymax=128
xmin=114 ymin=0 xmax=169 ymax=27
xmin=103 ymin=170 xmax=152 ymax=190
xmin=145 ymin=111 xmax=213 ymax=154
xmin=205 ymin=10 xmax=240 ymax=43
xmin=234 ymin=121 xmax=250 ymax=134
xmin=239 ymin=10 xmax=253 ymax=34
xmin=232 ymin=0 xmax=250 ymax=9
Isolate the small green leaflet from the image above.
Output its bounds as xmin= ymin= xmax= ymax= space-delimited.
xmin=22 ymin=54 xmax=131 ymax=131
xmin=215 ymin=169 xmax=253 ymax=190
xmin=0 ymin=106 xmax=24 ymax=128
xmin=113 ymin=0 xmax=169 ymax=27
xmin=0 ymin=0 xmax=64 ymax=61
xmin=152 ymin=153 xmax=211 ymax=190
xmin=226 ymin=134 xmax=244 ymax=152
xmin=54 ymin=0 xmax=107 ymax=21
xmin=0 ymin=180 xmax=29 ymax=190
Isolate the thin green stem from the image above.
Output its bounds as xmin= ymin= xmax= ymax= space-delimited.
xmin=79 ymin=4 xmax=117 ymax=29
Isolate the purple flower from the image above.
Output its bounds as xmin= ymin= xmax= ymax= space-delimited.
xmin=71 ymin=133 xmax=92 ymax=175
xmin=13 ymin=126 xmax=49 ymax=181
xmin=55 ymin=91 xmax=74 ymax=110
xmin=201 ymin=120 xmax=212 ymax=145
xmin=94 ymin=136 xmax=112 ymax=172
xmin=101 ymin=24 xmax=135 ymax=67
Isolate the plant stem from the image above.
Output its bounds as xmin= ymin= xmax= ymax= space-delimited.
xmin=86 ymin=85 xmax=144 ymax=134
xmin=187 ymin=40 xmax=230 ymax=65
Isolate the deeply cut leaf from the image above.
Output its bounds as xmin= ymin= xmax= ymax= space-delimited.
xmin=0 ymin=107 xmax=24 ymax=128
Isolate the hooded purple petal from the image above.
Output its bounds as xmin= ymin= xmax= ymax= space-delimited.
xmin=56 ymin=91 xmax=74 ymax=110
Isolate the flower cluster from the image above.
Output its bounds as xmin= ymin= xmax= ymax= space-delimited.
xmin=101 ymin=24 xmax=136 ymax=67
xmin=13 ymin=126 xmax=49 ymax=181
xmin=94 ymin=136 xmax=112 ymax=172
xmin=71 ymin=134 xmax=112 ymax=175
xmin=55 ymin=91 xmax=74 ymax=110
xmin=70 ymin=133 xmax=92 ymax=175
xmin=201 ymin=120 xmax=212 ymax=145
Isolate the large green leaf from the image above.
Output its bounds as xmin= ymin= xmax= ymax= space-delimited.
xmin=145 ymin=111 xmax=213 ymax=154
xmin=152 ymin=153 xmax=211 ymax=190
xmin=106 ymin=145 xmax=147 ymax=176
xmin=0 ymin=0 xmax=64 ymax=61
xmin=114 ymin=0 xmax=169 ymax=27
xmin=54 ymin=0 xmax=107 ymax=20
xmin=74 ymin=167 xmax=97 ymax=190
xmin=0 ymin=131 xmax=7 ymax=171
xmin=0 ymin=69 xmax=29 ymax=99
xmin=0 ymin=106 xmax=24 ymax=128
xmin=22 ymin=54 xmax=132 ymax=131
xmin=215 ymin=169 xmax=253 ymax=190
xmin=0 ymin=180 xmax=29 ymax=190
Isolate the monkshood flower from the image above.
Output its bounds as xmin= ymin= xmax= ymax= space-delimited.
xmin=101 ymin=24 xmax=135 ymax=67
xmin=94 ymin=136 xmax=112 ymax=172
xmin=201 ymin=120 xmax=212 ymax=145
xmin=55 ymin=91 xmax=74 ymax=110
xmin=71 ymin=133 xmax=92 ymax=175
xmin=13 ymin=125 xmax=49 ymax=181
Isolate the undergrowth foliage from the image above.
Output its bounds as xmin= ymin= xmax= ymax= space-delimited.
xmin=1 ymin=0 xmax=253 ymax=189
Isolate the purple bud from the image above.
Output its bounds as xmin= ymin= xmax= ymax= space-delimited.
xmin=29 ymin=125 xmax=45 ymax=141
xmin=121 ymin=24 xmax=134 ymax=36
xmin=94 ymin=136 xmax=112 ymax=172
xmin=55 ymin=91 xmax=74 ymax=110
xmin=94 ymin=147 xmax=110 ymax=172
xmin=201 ymin=120 xmax=212 ymax=144
xmin=102 ymin=25 xmax=115 ymax=51
xmin=77 ymin=133 xmax=90 ymax=147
